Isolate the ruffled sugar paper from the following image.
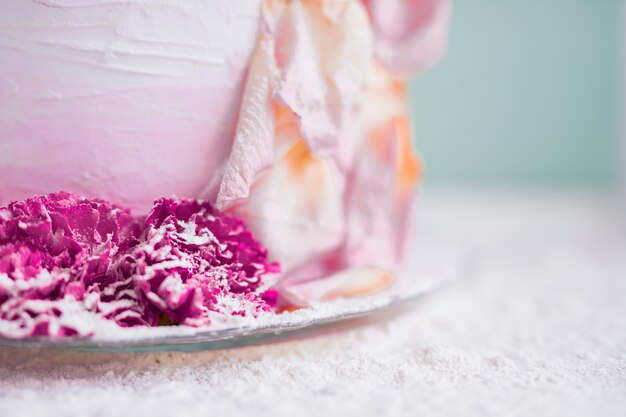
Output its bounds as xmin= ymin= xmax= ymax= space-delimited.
xmin=364 ymin=0 xmax=451 ymax=76
xmin=209 ymin=0 xmax=449 ymax=293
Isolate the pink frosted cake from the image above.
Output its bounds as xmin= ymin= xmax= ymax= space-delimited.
xmin=0 ymin=0 xmax=449 ymax=338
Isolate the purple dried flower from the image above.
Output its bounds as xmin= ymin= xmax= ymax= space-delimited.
xmin=0 ymin=192 xmax=279 ymax=338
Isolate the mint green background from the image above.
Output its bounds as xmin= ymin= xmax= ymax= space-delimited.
xmin=409 ymin=0 xmax=621 ymax=187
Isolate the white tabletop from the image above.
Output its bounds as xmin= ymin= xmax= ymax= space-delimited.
xmin=1 ymin=190 xmax=625 ymax=417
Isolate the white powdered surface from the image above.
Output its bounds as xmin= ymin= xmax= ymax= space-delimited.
xmin=1 ymin=190 xmax=625 ymax=417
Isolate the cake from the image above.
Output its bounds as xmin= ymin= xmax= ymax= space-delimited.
xmin=0 ymin=0 xmax=450 ymax=338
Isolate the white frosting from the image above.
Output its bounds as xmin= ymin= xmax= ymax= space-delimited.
xmin=0 ymin=0 xmax=261 ymax=212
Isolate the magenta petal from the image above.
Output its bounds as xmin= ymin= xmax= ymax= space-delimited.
xmin=0 ymin=192 xmax=280 ymax=338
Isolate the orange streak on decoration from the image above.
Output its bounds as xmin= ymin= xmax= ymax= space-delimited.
xmin=394 ymin=114 xmax=422 ymax=201
xmin=368 ymin=121 xmax=395 ymax=164
xmin=323 ymin=270 xmax=394 ymax=300
xmin=274 ymin=103 xmax=328 ymax=206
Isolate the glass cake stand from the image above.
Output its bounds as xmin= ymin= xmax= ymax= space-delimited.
xmin=0 ymin=237 xmax=463 ymax=353
xmin=0 ymin=276 xmax=447 ymax=353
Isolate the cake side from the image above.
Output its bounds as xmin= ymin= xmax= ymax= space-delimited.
xmin=0 ymin=0 xmax=260 ymax=212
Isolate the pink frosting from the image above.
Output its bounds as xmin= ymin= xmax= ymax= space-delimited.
xmin=0 ymin=192 xmax=278 ymax=338
xmin=0 ymin=0 xmax=260 ymax=213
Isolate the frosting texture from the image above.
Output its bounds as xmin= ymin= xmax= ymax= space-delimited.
xmin=0 ymin=0 xmax=261 ymax=212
